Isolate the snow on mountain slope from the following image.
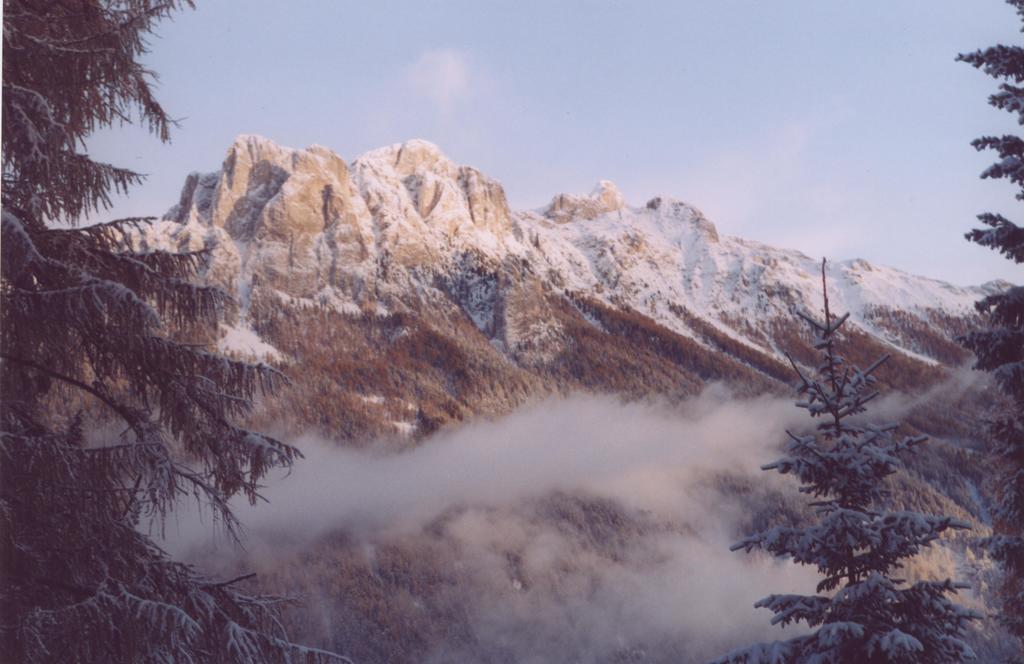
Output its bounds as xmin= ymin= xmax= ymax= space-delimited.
xmin=526 ymin=191 xmax=1004 ymax=356
xmin=140 ymin=134 xmax=1001 ymax=368
xmin=146 ymin=138 xmax=1018 ymax=661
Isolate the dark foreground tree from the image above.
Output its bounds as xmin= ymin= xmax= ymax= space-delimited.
xmin=1 ymin=1 xmax=344 ymax=661
xmin=957 ymin=0 xmax=1024 ymax=644
xmin=713 ymin=263 xmax=978 ymax=663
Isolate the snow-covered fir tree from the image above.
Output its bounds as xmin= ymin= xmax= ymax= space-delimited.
xmin=957 ymin=0 xmax=1024 ymax=645
xmin=0 ymin=1 xmax=344 ymax=661
xmin=713 ymin=262 xmax=979 ymax=664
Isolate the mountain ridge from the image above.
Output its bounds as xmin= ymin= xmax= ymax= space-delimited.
xmin=145 ymin=136 xmax=1018 ymax=661
xmin=142 ymin=134 xmax=1001 ymax=374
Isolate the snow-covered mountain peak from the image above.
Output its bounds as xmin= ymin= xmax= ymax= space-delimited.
xmin=145 ymin=135 xmax=1007 ymax=367
xmin=980 ymin=278 xmax=1015 ymax=294
xmin=544 ymin=179 xmax=627 ymax=222
xmin=591 ymin=179 xmax=625 ymax=211
xmin=356 ymin=138 xmax=452 ymax=177
xmin=229 ymin=132 xmax=295 ymax=158
xmin=642 ymin=196 xmax=719 ymax=242
xmin=350 ymin=138 xmax=513 ymax=240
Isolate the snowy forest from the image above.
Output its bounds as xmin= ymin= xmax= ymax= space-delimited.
xmin=1 ymin=1 xmax=1022 ymax=663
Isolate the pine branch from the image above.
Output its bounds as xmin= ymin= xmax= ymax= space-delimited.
xmin=203 ymin=573 xmax=258 ymax=590
xmin=0 ymin=352 xmax=145 ymax=432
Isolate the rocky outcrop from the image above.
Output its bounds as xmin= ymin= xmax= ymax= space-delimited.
xmin=544 ymin=180 xmax=625 ymax=222
xmin=163 ymin=135 xmax=376 ymax=299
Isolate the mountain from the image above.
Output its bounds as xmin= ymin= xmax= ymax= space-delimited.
xmin=137 ymin=135 xmax=1002 ymax=441
xmin=143 ymin=136 xmax=1017 ymax=661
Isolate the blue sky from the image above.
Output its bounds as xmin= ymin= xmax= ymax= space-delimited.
xmin=88 ymin=0 xmax=1022 ymax=285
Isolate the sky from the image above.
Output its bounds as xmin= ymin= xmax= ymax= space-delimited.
xmin=87 ymin=0 xmax=1023 ymax=285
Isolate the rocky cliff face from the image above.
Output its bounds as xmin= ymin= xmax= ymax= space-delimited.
xmin=131 ymin=135 xmax=1011 ymax=443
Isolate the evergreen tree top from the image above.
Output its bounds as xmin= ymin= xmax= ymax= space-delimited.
xmin=715 ymin=262 xmax=978 ymax=664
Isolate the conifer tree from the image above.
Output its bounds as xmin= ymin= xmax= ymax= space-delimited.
xmin=713 ymin=262 xmax=979 ymax=664
xmin=957 ymin=0 xmax=1024 ymax=643
xmin=1 ymin=1 xmax=343 ymax=661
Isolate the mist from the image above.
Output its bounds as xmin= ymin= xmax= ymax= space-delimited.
xmin=172 ymin=389 xmax=805 ymax=549
xmin=164 ymin=387 xmax=982 ymax=662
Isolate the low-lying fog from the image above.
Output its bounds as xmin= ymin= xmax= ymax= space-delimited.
xmin=163 ymin=385 xmax=983 ymax=663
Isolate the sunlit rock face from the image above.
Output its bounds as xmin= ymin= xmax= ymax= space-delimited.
xmin=165 ymin=135 xmax=374 ymax=298
xmin=167 ymin=136 xmax=521 ymax=301
xmin=146 ymin=134 xmax=998 ymax=441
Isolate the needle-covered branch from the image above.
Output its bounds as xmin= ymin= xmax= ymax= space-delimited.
xmin=957 ymin=0 xmax=1024 ymax=643
xmin=0 ymin=1 xmax=346 ymax=661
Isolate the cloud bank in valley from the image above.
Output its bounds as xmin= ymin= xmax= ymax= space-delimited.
xmin=165 ymin=390 xmax=841 ymax=661
xmin=175 ymin=390 xmax=808 ymax=546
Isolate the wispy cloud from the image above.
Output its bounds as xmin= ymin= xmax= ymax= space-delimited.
xmin=406 ymin=48 xmax=474 ymax=117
